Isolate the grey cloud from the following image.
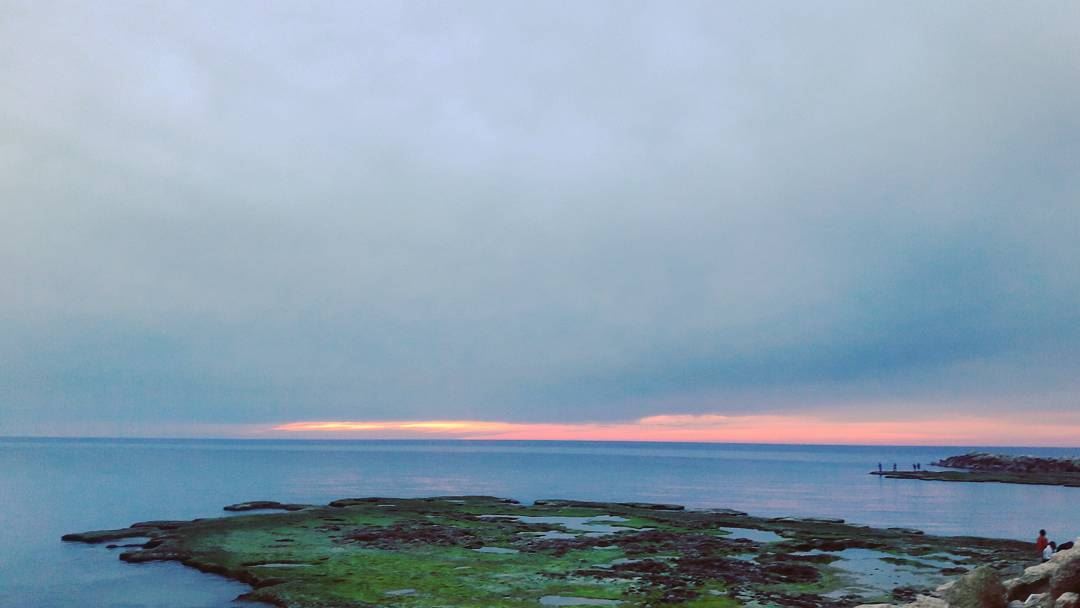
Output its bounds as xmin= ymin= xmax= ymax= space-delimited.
xmin=1 ymin=1 xmax=1078 ymax=432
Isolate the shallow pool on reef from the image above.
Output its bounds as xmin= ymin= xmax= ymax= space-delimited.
xmin=486 ymin=515 xmax=635 ymax=535
xmin=540 ymin=596 xmax=623 ymax=606
xmin=530 ymin=530 xmax=580 ymax=540
xmin=717 ymin=527 xmax=787 ymax=543
xmin=474 ymin=546 xmax=521 ymax=554
xmin=802 ymin=548 xmax=966 ymax=598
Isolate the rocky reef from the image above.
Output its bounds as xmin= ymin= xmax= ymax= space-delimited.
xmin=64 ymin=496 xmax=1036 ymax=608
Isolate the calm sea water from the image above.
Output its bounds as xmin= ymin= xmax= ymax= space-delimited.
xmin=2 ymin=438 xmax=1078 ymax=607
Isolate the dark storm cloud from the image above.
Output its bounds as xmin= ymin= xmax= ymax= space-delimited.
xmin=1 ymin=1 xmax=1078 ymax=433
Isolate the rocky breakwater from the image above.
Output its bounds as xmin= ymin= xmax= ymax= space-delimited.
xmin=857 ymin=540 xmax=1080 ymax=608
xmin=874 ymin=453 xmax=1080 ymax=488
xmin=934 ymin=454 xmax=1080 ymax=474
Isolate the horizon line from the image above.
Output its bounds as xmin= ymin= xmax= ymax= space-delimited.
xmin=3 ymin=434 xmax=1079 ymax=450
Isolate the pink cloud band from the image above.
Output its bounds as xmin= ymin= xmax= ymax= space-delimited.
xmin=267 ymin=413 xmax=1080 ymax=446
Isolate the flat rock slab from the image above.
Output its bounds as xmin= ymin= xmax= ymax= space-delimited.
xmin=64 ymin=496 xmax=1035 ymax=608
xmin=871 ymin=470 xmax=1080 ymax=488
xmin=224 ymin=501 xmax=311 ymax=512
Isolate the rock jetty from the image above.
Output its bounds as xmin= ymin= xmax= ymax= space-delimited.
xmin=933 ymin=454 xmax=1080 ymax=474
xmin=872 ymin=453 xmax=1080 ymax=488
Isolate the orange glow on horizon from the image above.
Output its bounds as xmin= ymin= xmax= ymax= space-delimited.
xmin=268 ymin=413 xmax=1080 ymax=447
xmin=274 ymin=420 xmax=519 ymax=433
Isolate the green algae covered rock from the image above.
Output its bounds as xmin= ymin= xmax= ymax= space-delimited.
xmin=64 ymin=496 xmax=1033 ymax=608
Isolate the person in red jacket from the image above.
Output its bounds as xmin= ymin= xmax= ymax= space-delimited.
xmin=1037 ymin=529 xmax=1050 ymax=554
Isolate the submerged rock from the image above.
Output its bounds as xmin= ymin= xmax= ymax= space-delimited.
xmin=223 ymin=501 xmax=309 ymax=512
xmin=60 ymin=528 xmax=151 ymax=543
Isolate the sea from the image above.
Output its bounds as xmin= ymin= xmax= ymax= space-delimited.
xmin=1 ymin=438 xmax=1078 ymax=607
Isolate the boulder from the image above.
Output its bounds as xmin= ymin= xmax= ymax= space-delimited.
xmin=1007 ymin=561 xmax=1059 ymax=601
xmin=1056 ymin=592 xmax=1080 ymax=608
xmin=1051 ymin=552 xmax=1080 ymax=598
xmin=943 ymin=565 xmax=1007 ymax=608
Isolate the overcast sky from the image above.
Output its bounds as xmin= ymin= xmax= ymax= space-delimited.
xmin=2 ymin=1 xmax=1078 ymax=440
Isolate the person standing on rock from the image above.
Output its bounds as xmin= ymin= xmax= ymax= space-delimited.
xmin=1037 ymin=529 xmax=1050 ymax=555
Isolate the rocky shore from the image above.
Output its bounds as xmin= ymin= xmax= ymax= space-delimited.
xmin=64 ymin=496 xmax=1036 ymax=608
xmin=856 ymin=540 xmax=1080 ymax=608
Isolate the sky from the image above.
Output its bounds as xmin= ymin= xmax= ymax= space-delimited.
xmin=2 ymin=1 xmax=1079 ymax=445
